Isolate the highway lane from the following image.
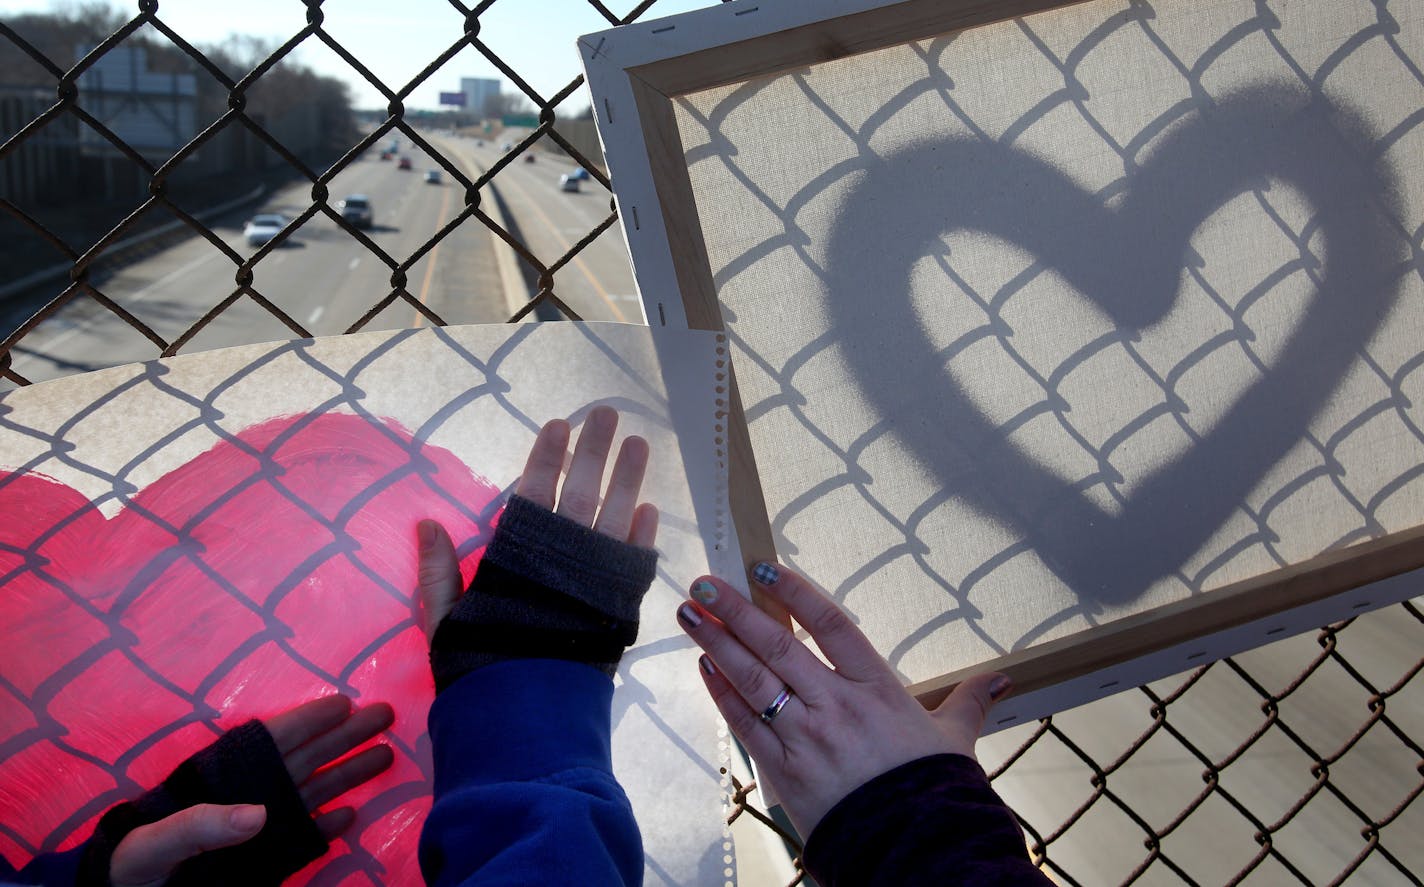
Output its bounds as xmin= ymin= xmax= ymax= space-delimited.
xmin=3 ymin=139 xmax=505 ymax=386
xmin=427 ymin=131 xmax=642 ymax=323
xmin=4 ymin=130 xmax=637 ymax=391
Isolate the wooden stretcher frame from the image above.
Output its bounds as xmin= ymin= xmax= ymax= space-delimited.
xmin=579 ymin=0 xmax=1424 ymax=725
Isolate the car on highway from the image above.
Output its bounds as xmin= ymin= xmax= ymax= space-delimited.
xmin=424 ymin=169 xmax=441 ymax=184
xmin=398 ymin=156 xmax=412 ymax=170
xmin=243 ymin=213 xmax=286 ymax=246
xmin=501 ymin=142 xmax=512 ymax=152
xmin=568 ymin=167 xmax=591 ymax=182
xmin=558 ymin=172 xmax=580 ymax=193
xmin=338 ymin=194 xmax=374 ymax=229
xmin=523 ymin=154 xmax=536 ymax=164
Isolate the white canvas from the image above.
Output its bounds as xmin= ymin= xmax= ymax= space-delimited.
xmin=659 ymin=0 xmax=1424 ymax=686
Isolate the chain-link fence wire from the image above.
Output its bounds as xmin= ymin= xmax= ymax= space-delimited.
xmin=0 ymin=323 xmax=731 ymax=883
xmin=0 ymin=1 xmax=1420 ymax=885
xmin=665 ymin=0 xmax=1424 ymax=883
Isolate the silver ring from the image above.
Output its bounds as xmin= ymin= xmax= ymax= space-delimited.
xmin=759 ymin=685 xmax=794 ymax=725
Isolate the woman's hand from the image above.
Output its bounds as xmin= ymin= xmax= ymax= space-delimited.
xmin=677 ymin=563 xmax=1011 ymax=838
xmin=414 ymin=405 xmax=659 ymax=642
xmin=109 ymin=695 xmax=394 ymax=887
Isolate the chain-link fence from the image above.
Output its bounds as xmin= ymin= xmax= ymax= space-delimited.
xmin=1 ymin=1 xmax=1420 ymax=885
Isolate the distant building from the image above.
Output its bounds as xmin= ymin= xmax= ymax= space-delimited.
xmin=460 ymin=77 xmax=500 ymax=117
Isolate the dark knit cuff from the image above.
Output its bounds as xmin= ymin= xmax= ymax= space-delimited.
xmin=77 ymin=720 xmax=327 ymax=886
xmin=431 ymin=495 xmax=659 ymax=692
xmin=803 ymin=753 xmax=1048 ymax=887
xmin=484 ymin=495 xmax=656 ymax=623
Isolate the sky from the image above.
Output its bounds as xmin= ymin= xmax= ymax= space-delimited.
xmin=0 ymin=0 xmax=715 ymax=111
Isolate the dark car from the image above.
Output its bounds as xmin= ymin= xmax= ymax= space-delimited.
xmin=398 ymin=156 xmax=413 ymax=170
xmin=338 ymin=194 xmax=373 ymax=229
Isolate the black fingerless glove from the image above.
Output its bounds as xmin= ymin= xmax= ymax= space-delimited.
xmin=430 ymin=494 xmax=659 ymax=693
xmin=77 ymin=720 xmax=326 ymax=887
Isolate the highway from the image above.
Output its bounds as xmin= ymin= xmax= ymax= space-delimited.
xmin=1 ymin=130 xmax=638 ymax=386
xmin=428 ymin=131 xmax=644 ymax=324
xmin=1 ymin=132 xmax=1419 ymax=884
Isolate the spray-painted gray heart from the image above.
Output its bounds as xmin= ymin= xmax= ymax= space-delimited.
xmin=827 ymin=84 xmax=1404 ymax=610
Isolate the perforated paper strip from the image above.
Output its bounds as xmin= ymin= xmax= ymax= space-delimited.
xmin=0 ymin=322 xmax=736 ymax=887
xmin=672 ymin=0 xmax=1424 ymax=685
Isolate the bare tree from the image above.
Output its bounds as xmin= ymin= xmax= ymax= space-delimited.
xmin=481 ymin=91 xmax=535 ymax=119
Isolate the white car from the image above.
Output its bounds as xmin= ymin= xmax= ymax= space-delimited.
xmin=338 ymin=195 xmax=374 ymax=229
xmin=243 ymin=213 xmax=286 ymax=246
xmin=558 ymin=173 xmax=580 ymax=193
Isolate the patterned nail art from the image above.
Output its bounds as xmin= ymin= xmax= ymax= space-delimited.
xmin=752 ymin=562 xmax=780 ymax=585
xmin=691 ymin=580 xmax=718 ymax=605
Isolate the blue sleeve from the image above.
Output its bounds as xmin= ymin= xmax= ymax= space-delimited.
xmin=418 ymin=658 xmax=642 ymax=887
xmin=1 ymin=845 xmax=82 ymax=885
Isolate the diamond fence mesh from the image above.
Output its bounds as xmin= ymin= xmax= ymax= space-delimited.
xmin=0 ymin=323 xmax=730 ymax=884
xmin=0 ymin=1 xmax=1420 ymax=885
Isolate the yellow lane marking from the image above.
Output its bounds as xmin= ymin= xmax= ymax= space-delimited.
xmin=414 ymin=180 xmax=454 ymax=327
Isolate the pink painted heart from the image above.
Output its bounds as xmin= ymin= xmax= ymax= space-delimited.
xmin=0 ymin=412 xmax=501 ymax=885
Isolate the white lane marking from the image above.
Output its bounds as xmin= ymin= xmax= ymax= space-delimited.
xmin=309 ymin=305 xmax=325 ymax=324
xmin=348 ymin=257 xmax=360 ymax=271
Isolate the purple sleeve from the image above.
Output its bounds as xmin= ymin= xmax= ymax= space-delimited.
xmin=802 ymin=753 xmax=1053 ymax=887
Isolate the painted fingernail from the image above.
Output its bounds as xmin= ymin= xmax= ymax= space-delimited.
xmin=691 ymin=580 xmax=718 ymax=605
xmin=699 ymin=655 xmax=717 ymax=676
xmin=752 ymin=562 xmax=779 ymax=585
xmin=989 ymin=674 xmax=1013 ymax=701
xmin=677 ymin=603 xmax=703 ymax=628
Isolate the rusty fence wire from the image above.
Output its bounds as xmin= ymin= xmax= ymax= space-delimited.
xmin=0 ymin=1 xmax=1420 ymax=885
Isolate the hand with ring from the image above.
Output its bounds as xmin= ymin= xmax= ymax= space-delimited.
xmin=677 ymin=562 xmax=1012 ymax=839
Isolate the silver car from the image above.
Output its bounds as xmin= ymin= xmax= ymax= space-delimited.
xmin=338 ymin=194 xmax=374 ymax=229
xmin=243 ymin=213 xmax=286 ymax=246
